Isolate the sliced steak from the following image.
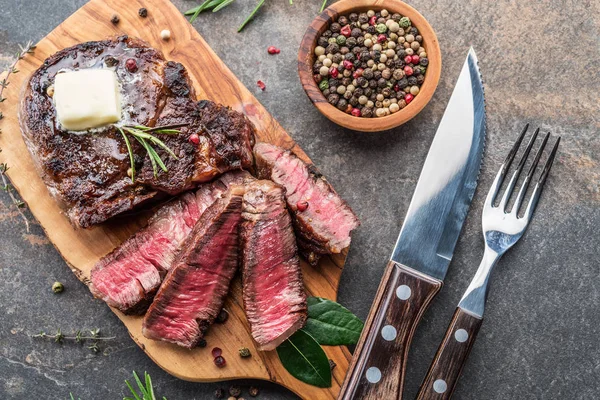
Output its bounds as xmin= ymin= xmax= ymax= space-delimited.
xmin=89 ymin=171 xmax=252 ymax=314
xmin=20 ymin=36 xmax=255 ymax=228
xmin=142 ymin=186 xmax=244 ymax=348
xmin=253 ymin=143 xmax=360 ymax=265
xmin=241 ymin=180 xmax=307 ymax=350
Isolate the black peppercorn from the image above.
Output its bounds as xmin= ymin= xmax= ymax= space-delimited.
xmin=332 ymin=53 xmax=343 ymax=64
xmin=349 ymin=12 xmax=359 ymax=22
xmin=416 ymin=74 xmax=425 ymax=84
xmin=358 ymin=13 xmax=369 ymax=24
xmin=325 ymin=43 xmax=339 ymax=54
xmin=229 ymin=385 xmax=242 ymax=397
xmin=198 ymin=338 xmax=207 ymax=347
xmin=331 ymin=22 xmax=341 ymax=32
xmin=367 ymin=25 xmax=376 ymax=34
xmin=354 ymin=87 xmax=364 ymax=96
xmin=409 ymin=27 xmax=418 ymax=35
xmin=360 ymin=62 xmax=368 ymax=69
xmin=337 ymin=64 xmax=344 ymax=73
xmin=361 ymin=107 xmax=373 ymax=117
xmin=420 ymin=57 xmax=429 ymax=66
xmin=328 ymin=78 xmax=339 ymax=87
xmin=360 ymin=51 xmax=371 ymax=61
xmin=346 ymin=37 xmax=357 ymax=47
xmin=337 ymin=99 xmax=348 ymax=110
xmin=322 ymin=89 xmax=330 ymax=97
xmin=378 ymin=78 xmax=388 ymax=88
xmin=357 ymin=36 xmax=365 ymax=46
xmin=214 ymin=388 xmax=225 ymax=399
xmin=396 ymin=49 xmax=406 ymax=58
xmin=338 ymin=16 xmax=348 ymax=25
xmin=138 ymin=7 xmax=148 ymax=17
xmin=413 ymin=66 xmax=422 ymax=76
xmin=369 ymin=79 xmax=378 ymax=89
xmin=386 ymin=59 xmax=395 ymax=68
xmin=374 ymin=70 xmax=382 ymax=80
xmin=364 ymin=88 xmax=373 ymax=97
xmin=111 ymin=14 xmax=120 ymax=24
xmin=328 ymin=93 xmax=340 ymax=105
xmin=382 ymin=87 xmax=392 ymax=97
xmin=357 ymin=77 xmax=368 ymax=87
xmin=216 ymin=309 xmax=229 ymax=323
xmin=369 ymin=93 xmax=377 ymax=101
xmin=397 ymin=77 xmax=409 ymax=89
xmin=340 ymin=46 xmax=349 ymax=55
xmin=345 ymin=52 xmax=355 ymax=61
xmin=341 ymin=77 xmax=352 ymax=86
xmin=313 ymin=63 xmax=323 ymax=74
xmin=329 ymin=86 xmax=337 ymax=93
xmin=353 ymin=59 xmax=361 ymax=68
xmin=249 ymin=386 xmax=260 ymax=397
xmin=362 ymin=68 xmax=374 ymax=79
xmin=394 ymin=59 xmax=405 ymax=69
xmin=349 ymin=96 xmax=358 ymax=106
xmin=350 ymin=28 xmax=362 ymax=39
xmin=318 ymin=37 xmax=329 ymax=48
xmin=416 ymin=35 xmax=423 ymax=43
xmin=392 ymin=13 xmax=402 ymax=22
xmin=322 ymin=29 xmax=332 ymax=38
xmin=377 ymin=17 xmax=386 ymax=24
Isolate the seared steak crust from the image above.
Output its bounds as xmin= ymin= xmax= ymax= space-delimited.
xmin=241 ymin=180 xmax=307 ymax=350
xmin=89 ymin=171 xmax=252 ymax=314
xmin=253 ymin=143 xmax=360 ymax=265
xmin=142 ymin=187 xmax=245 ymax=348
xmin=19 ymin=36 xmax=255 ymax=228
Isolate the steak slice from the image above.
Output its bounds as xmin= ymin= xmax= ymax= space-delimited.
xmin=89 ymin=171 xmax=252 ymax=314
xmin=19 ymin=36 xmax=255 ymax=228
xmin=241 ymin=180 xmax=307 ymax=350
xmin=253 ymin=142 xmax=360 ymax=265
xmin=142 ymin=186 xmax=244 ymax=348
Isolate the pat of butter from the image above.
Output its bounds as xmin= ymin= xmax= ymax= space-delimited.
xmin=54 ymin=69 xmax=121 ymax=131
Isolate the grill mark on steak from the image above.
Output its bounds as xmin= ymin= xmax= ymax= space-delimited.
xmin=142 ymin=186 xmax=245 ymax=348
xmin=253 ymin=142 xmax=360 ymax=266
xmin=241 ymin=180 xmax=307 ymax=350
xmin=20 ymin=37 xmax=255 ymax=228
xmin=89 ymin=171 xmax=252 ymax=314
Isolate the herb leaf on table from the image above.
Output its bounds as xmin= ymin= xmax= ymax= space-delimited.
xmin=303 ymin=296 xmax=364 ymax=346
xmin=276 ymin=329 xmax=332 ymax=388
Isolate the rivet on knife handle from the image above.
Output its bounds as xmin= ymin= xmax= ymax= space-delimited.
xmin=416 ymin=307 xmax=483 ymax=400
xmin=338 ymin=260 xmax=442 ymax=400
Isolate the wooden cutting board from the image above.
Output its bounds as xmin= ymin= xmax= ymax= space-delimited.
xmin=0 ymin=0 xmax=352 ymax=398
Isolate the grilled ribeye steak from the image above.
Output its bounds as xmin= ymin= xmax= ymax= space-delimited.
xmin=89 ymin=171 xmax=252 ymax=314
xmin=241 ymin=180 xmax=307 ymax=350
xmin=254 ymin=143 xmax=360 ymax=265
xmin=19 ymin=36 xmax=255 ymax=228
xmin=142 ymin=186 xmax=244 ymax=348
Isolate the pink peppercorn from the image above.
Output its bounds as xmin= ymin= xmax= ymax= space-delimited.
xmin=267 ymin=46 xmax=280 ymax=54
xmin=212 ymin=347 xmax=222 ymax=358
xmin=214 ymin=356 xmax=226 ymax=368
xmin=405 ymin=93 xmax=414 ymax=104
xmin=340 ymin=25 xmax=352 ymax=37
xmin=394 ymin=84 xmax=401 ymax=92
xmin=404 ymin=55 xmax=413 ymax=64
xmin=297 ymin=201 xmax=309 ymax=212
xmin=343 ymin=60 xmax=353 ymax=70
xmin=377 ymin=34 xmax=387 ymax=43
xmin=352 ymin=68 xmax=364 ymax=79
xmin=351 ymin=108 xmax=361 ymax=117
xmin=188 ymin=133 xmax=200 ymax=144
xmin=404 ymin=66 xmax=414 ymax=76
xmin=125 ymin=58 xmax=137 ymax=72
xmin=257 ymin=80 xmax=266 ymax=91
xmin=411 ymin=55 xmax=420 ymax=64
xmin=369 ymin=16 xmax=377 ymax=25
xmin=330 ymin=67 xmax=339 ymax=78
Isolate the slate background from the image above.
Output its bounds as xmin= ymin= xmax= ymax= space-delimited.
xmin=1 ymin=0 xmax=599 ymax=399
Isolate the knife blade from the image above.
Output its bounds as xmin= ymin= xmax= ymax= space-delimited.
xmin=339 ymin=48 xmax=486 ymax=400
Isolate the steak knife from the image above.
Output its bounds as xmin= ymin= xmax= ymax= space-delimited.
xmin=338 ymin=48 xmax=486 ymax=400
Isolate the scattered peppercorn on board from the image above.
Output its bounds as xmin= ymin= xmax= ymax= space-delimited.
xmin=0 ymin=0 xmax=351 ymax=398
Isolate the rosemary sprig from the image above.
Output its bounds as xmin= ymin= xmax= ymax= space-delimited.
xmin=117 ymin=124 xmax=184 ymax=183
xmin=185 ymin=0 xmax=271 ymax=32
xmin=320 ymin=0 xmax=328 ymax=13
xmin=124 ymin=371 xmax=168 ymax=400
xmin=238 ymin=0 xmax=266 ymax=32
xmin=0 ymin=40 xmax=36 ymax=104
xmin=31 ymin=328 xmax=115 ymax=353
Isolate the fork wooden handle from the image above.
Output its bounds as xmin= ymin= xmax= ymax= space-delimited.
xmin=339 ymin=261 xmax=442 ymax=400
xmin=416 ymin=307 xmax=483 ymax=400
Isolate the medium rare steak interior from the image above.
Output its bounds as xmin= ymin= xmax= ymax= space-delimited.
xmin=89 ymin=171 xmax=252 ymax=314
xmin=254 ymin=143 xmax=360 ymax=265
xmin=19 ymin=36 xmax=254 ymax=228
xmin=241 ymin=180 xmax=307 ymax=350
xmin=142 ymin=186 xmax=244 ymax=348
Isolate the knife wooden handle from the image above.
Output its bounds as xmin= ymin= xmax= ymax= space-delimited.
xmin=416 ymin=307 xmax=483 ymax=400
xmin=339 ymin=260 xmax=442 ymax=400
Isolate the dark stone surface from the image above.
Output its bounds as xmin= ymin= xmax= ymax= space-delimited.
xmin=1 ymin=0 xmax=599 ymax=399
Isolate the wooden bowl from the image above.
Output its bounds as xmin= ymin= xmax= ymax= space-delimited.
xmin=298 ymin=0 xmax=441 ymax=132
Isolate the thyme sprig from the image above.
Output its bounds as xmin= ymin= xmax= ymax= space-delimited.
xmin=0 ymin=41 xmax=36 ymax=233
xmin=117 ymin=124 xmax=186 ymax=183
xmin=32 ymin=328 xmax=115 ymax=353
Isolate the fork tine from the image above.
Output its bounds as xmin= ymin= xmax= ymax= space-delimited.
xmin=487 ymin=124 xmax=529 ymax=205
xmin=523 ymin=136 xmax=561 ymax=220
xmin=499 ymin=128 xmax=540 ymax=211
xmin=514 ymin=132 xmax=550 ymax=212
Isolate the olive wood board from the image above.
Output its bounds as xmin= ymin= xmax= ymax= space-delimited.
xmin=0 ymin=0 xmax=352 ymax=398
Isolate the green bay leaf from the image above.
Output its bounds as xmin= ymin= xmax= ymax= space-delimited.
xmin=276 ymin=329 xmax=331 ymax=388
xmin=303 ymin=297 xmax=364 ymax=346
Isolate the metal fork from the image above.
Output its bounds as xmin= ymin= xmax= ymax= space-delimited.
xmin=416 ymin=125 xmax=561 ymax=400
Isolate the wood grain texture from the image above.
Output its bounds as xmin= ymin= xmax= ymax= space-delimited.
xmin=0 ymin=0 xmax=351 ymax=398
xmin=416 ymin=307 xmax=483 ymax=400
xmin=298 ymin=0 xmax=441 ymax=132
xmin=339 ymin=261 xmax=442 ymax=399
